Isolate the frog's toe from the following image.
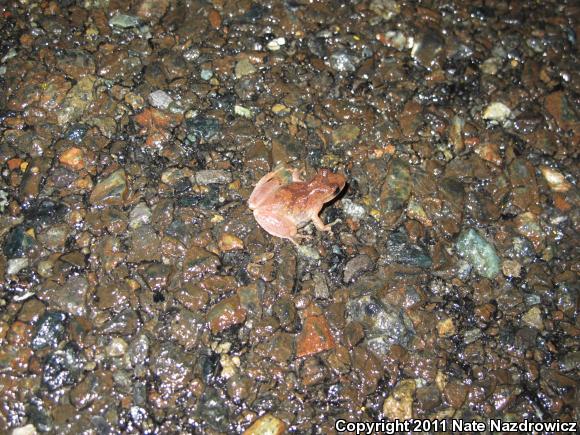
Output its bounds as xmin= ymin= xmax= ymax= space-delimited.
xmin=327 ymin=218 xmax=341 ymax=227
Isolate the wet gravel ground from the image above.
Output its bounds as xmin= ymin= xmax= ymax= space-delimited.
xmin=1 ymin=0 xmax=579 ymax=433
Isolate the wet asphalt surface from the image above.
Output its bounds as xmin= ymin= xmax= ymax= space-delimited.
xmin=0 ymin=0 xmax=578 ymax=433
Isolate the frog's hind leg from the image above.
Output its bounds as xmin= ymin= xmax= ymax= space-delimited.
xmin=253 ymin=208 xmax=303 ymax=244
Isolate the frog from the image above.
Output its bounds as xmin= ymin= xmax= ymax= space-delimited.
xmin=248 ymin=165 xmax=347 ymax=244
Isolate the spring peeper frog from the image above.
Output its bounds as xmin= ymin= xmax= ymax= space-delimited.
xmin=248 ymin=165 xmax=346 ymax=244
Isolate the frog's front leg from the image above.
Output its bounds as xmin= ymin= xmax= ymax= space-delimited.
xmin=311 ymin=214 xmax=340 ymax=232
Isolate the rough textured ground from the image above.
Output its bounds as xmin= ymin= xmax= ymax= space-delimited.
xmin=0 ymin=0 xmax=578 ymax=433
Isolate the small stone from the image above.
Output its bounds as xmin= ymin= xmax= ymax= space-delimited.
xmin=376 ymin=31 xmax=409 ymax=50
xmin=0 ymin=190 xmax=8 ymax=213
xmin=406 ymin=198 xmax=432 ymax=227
xmin=332 ymin=124 xmax=360 ymax=145
xmin=194 ymin=169 xmax=232 ymax=185
xmin=383 ymin=379 xmax=416 ymax=420
xmin=243 ymin=414 xmax=286 ymax=435
xmin=379 ymin=158 xmax=412 ymax=228
xmin=89 ymin=169 xmax=128 ymax=206
xmin=11 ymin=424 xmax=38 ymax=435
xmin=312 ymin=273 xmax=329 ymax=299
xmin=540 ymin=167 xmax=572 ymax=192
xmin=218 ymin=233 xmax=244 ymax=251
xmin=455 ymin=228 xmax=500 ymax=279
xmin=411 ymin=29 xmax=444 ymax=67
xmin=346 ymin=295 xmax=414 ymax=356
xmin=295 ymin=245 xmax=321 ymax=261
xmin=544 ymin=91 xmax=577 ymax=131
xmin=480 ymin=57 xmax=501 ymax=75
xmin=129 ymin=202 xmax=152 ymax=229
xmin=42 ymin=345 xmax=84 ymax=391
xmin=148 ymin=90 xmax=173 ymax=110
xmin=6 ymin=258 xmax=29 ymax=275
xmin=234 ymin=105 xmax=253 ymax=118
xmin=296 ymin=314 xmax=335 ymax=357
xmin=482 ymin=102 xmax=512 ymax=123
xmin=343 ymin=254 xmax=374 ymax=283
xmin=329 ymin=50 xmax=359 ymax=72
xmin=235 ymin=58 xmax=256 ymax=78
xmin=271 ymin=103 xmax=290 ymax=115
xmin=38 ymin=275 xmax=88 ymax=317
xmin=109 ymin=14 xmax=141 ymax=29
xmin=385 ymin=229 xmax=432 ymax=268
xmin=475 ymin=142 xmax=502 ymax=166
xmin=127 ymin=225 xmax=161 ymax=263
xmin=3 ymin=231 xmax=27 ymax=264
xmin=200 ymin=68 xmax=213 ymax=80
xmin=207 ymin=295 xmax=247 ymax=334
xmin=502 ymin=259 xmax=522 ymax=278
xmin=185 ymin=117 xmax=220 ymax=142
xmin=106 ymin=337 xmax=128 ymax=357
xmin=514 ymin=212 xmax=545 ymax=251
xmin=208 ymin=9 xmax=222 ymax=29
xmin=220 ymin=354 xmax=238 ymax=379
xmin=521 ymin=306 xmax=543 ymax=330
xmin=175 ymin=284 xmax=209 ymax=311
xmin=57 ymin=76 xmax=95 ymax=126
xmin=32 ymin=311 xmax=67 ymax=350
xmin=437 ymin=318 xmax=456 ymax=337
xmin=169 ymin=309 xmax=203 ymax=350
xmin=266 ymin=37 xmax=286 ymax=51
xmin=369 ymin=0 xmax=401 ymax=20
xmin=341 ymin=198 xmax=366 ymax=220
xmin=59 ymin=147 xmax=85 ymax=171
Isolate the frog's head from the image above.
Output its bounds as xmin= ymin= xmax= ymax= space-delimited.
xmin=315 ymin=168 xmax=347 ymax=202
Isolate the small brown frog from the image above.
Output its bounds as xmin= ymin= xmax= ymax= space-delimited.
xmin=248 ymin=165 xmax=346 ymax=244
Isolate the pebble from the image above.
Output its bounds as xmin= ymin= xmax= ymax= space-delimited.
xmin=382 ymin=379 xmax=415 ymax=420
xmin=193 ymin=170 xmax=232 ymax=185
xmin=346 ymin=295 xmax=414 ymax=356
xmin=502 ymin=259 xmax=522 ymax=278
xmin=411 ymin=29 xmax=444 ymax=67
xmin=234 ymin=105 xmax=253 ymax=119
xmin=455 ymin=228 xmax=500 ymax=279
xmin=521 ymin=306 xmax=543 ymax=330
xmin=6 ymin=258 xmax=28 ymax=275
xmin=109 ymin=14 xmax=141 ymax=29
xmin=59 ymin=147 xmax=85 ymax=171
xmin=332 ymin=124 xmax=360 ymax=145
xmin=106 ymin=337 xmax=128 ymax=357
xmin=266 ymin=38 xmax=286 ymax=51
xmin=206 ymin=295 xmax=247 ymax=334
xmin=540 ymin=167 xmax=572 ymax=192
xmin=129 ymin=202 xmax=152 ymax=229
xmin=341 ymin=198 xmax=366 ymax=220
xmin=329 ymin=50 xmax=359 ymax=72
xmin=243 ymin=414 xmax=286 ymax=435
xmin=343 ymin=254 xmax=374 ymax=283
xmin=482 ymin=102 xmax=512 ymax=123
xmin=385 ymin=229 xmax=433 ymax=268
xmin=514 ymin=212 xmax=545 ymax=251
xmin=89 ymin=169 xmax=128 ymax=206
xmin=218 ymin=233 xmax=244 ymax=251
xmin=148 ymin=90 xmax=173 ymax=110
xmin=11 ymin=425 xmax=37 ymax=435
xmin=235 ymin=58 xmax=257 ymax=78
xmin=296 ymin=314 xmax=335 ymax=357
